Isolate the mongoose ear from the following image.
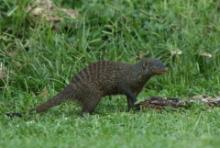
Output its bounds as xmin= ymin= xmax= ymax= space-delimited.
xmin=136 ymin=52 xmax=151 ymax=61
xmin=142 ymin=60 xmax=149 ymax=69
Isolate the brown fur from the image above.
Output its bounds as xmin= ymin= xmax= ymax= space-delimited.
xmin=35 ymin=58 xmax=167 ymax=114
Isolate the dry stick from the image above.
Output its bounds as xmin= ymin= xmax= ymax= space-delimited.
xmin=135 ymin=96 xmax=220 ymax=110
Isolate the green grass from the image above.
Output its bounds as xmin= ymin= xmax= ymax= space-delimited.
xmin=1 ymin=0 xmax=220 ymax=147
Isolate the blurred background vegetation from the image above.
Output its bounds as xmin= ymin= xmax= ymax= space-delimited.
xmin=1 ymin=0 xmax=220 ymax=109
xmin=1 ymin=1 xmax=220 ymax=148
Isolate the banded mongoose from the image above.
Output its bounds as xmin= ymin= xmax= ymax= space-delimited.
xmin=6 ymin=58 xmax=167 ymax=117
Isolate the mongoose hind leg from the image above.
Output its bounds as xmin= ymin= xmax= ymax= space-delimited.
xmin=80 ymin=91 xmax=102 ymax=114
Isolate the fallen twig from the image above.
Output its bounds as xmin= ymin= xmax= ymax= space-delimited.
xmin=135 ymin=96 xmax=220 ymax=110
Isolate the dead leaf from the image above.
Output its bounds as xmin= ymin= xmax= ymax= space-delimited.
xmin=38 ymin=87 xmax=49 ymax=98
xmin=170 ymin=48 xmax=182 ymax=56
xmin=60 ymin=8 xmax=78 ymax=19
xmin=0 ymin=63 xmax=7 ymax=80
xmin=191 ymin=94 xmax=209 ymax=100
xmin=199 ymin=52 xmax=212 ymax=58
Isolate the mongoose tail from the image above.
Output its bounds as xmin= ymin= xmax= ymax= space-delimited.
xmin=35 ymin=84 xmax=74 ymax=113
xmin=35 ymin=94 xmax=65 ymax=113
xmin=5 ymin=84 xmax=74 ymax=117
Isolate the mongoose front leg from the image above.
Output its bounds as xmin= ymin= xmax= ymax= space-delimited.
xmin=126 ymin=97 xmax=136 ymax=111
xmin=119 ymin=83 xmax=137 ymax=110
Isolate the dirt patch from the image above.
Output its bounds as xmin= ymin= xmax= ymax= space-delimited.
xmin=27 ymin=0 xmax=78 ymax=26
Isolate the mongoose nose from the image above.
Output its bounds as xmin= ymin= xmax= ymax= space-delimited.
xmin=155 ymin=67 xmax=168 ymax=74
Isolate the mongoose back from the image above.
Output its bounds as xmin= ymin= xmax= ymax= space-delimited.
xmin=6 ymin=58 xmax=167 ymax=117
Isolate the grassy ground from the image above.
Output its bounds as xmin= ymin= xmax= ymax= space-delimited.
xmin=1 ymin=0 xmax=220 ymax=147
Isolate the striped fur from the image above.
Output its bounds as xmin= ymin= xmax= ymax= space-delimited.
xmin=33 ymin=58 xmax=167 ymax=114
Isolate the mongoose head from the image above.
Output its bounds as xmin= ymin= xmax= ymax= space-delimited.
xmin=141 ymin=58 xmax=167 ymax=75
